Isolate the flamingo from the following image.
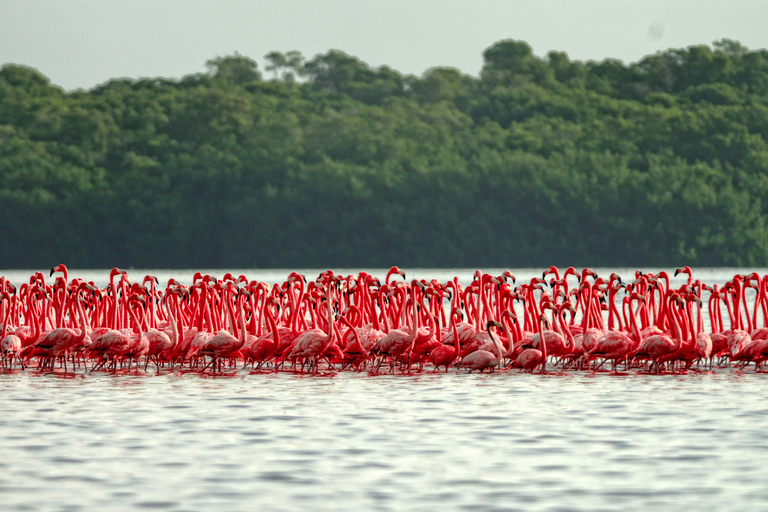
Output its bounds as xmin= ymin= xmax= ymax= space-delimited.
xmin=336 ymin=308 xmax=378 ymax=370
xmin=9 ymin=266 xmax=768 ymax=377
xmin=370 ymin=280 xmax=424 ymax=373
xmin=247 ymin=298 xmax=281 ymax=370
xmin=512 ymin=314 xmax=549 ymax=373
xmin=144 ymin=295 xmax=176 ymax=370
xmin=429 ymin=308 xmax=463 ymax=371
xmin=1 ymin=292 xmax=22 ymax=369
xmin=456 ymin=320 xmax=504 ymax=372
xmin=288 ymin=283 xmax=337 ymax=373
xmin=588 ymin=293 xmax=644 ymax=371
xmin=21 ymin=283 xmax=93 ymax=372
xmin=197 ymin=284 xmax=247 ymax=372
xmin=121 ymin=296 xmax=150 ymax=371
xmin=636 ymin=293 xmax=684 ymax=373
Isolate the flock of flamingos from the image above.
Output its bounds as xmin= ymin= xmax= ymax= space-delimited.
xmin=1 ymin=265 xmax=767 ymax=376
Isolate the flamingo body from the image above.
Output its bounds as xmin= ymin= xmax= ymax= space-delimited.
xmin=457 ymin=349 xmax=499 ymax=372
xmin=512 ymin=348 xmax=544 ymax=372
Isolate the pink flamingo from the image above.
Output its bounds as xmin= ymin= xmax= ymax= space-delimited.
xmin=21 ymin=283 xmax=93 ymax=372
xmin=120 ymin=296 xmax=150 ymax=371
xmin=144 ymin=294 xmax=176 ymax=370
xmin=336 ymin=309 xmax=368 ymax=370
xmin=197 ymin=284 xmax=247 ymax=372
xmin=636 ymin=293 xmax=683 ymax=373
xmin=456 ymin=320 xmax=504 ymax=372
xmin=1 ymin=292 xmax=22 ymax=369
xmin=288 ymin=283 xmax=337 ymax=373
xmin=588 ymin=292 xmax=644 ymax=372
xmin=429 ymin=308 xmax=463 ymax=371
xmin=512 ymin=314 xmax=549 ymax=373
xmin=370 ymin=280 xmax=424 ymax=373
xmin=247 ymin=298 xmax=282 ymax=370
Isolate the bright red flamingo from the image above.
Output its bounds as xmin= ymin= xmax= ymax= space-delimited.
xmin=21 ymin=283 xmax=93 ymax=372
xmin=144 ymin=294 xmax=176 ymax=370
xmin=184 ymin=282 xmax=218 ymax=368
xmin=676 ymin=293 xmax=711 ymax=369
xmin=748 ymin=275 xmax=768 ymax=341
xmin=441 ymin=273 xmax=484 ymax=357
xmin=456 ymin=273 xmax=502 ymax=357
xmin=228 ymin=287 xmax=258 ymax=362
xmin=370 ymin=280 xmax=424 ymax=373
xmin=120 ymin=295 xmax=150 ymax=371
xmin=527 ymin=302 xmax=567 ymax=359
xmin=288 ymin=283 xmax=337 ymax=373
xmin=197 ymin=284 xmax=247 ymax=372
xmin=551 ymin=302 xmax=577 ymax=367
xmin=657 ymin=292 xmax=701 ymax=372
xmin=429 ymin=308 xmax=463 ymax=372
xmin=270 ymin=274 xmax=307 ymax=365
xmin=706 ymin=285 xmax=728 ymax=360
xmin=636 ymin=293 xmax=684 ymax=373
xmin=587 ymin=292 xmax=644 ymax=372
xmin=88 ymin=287 xmax=148 ymax=372
xmin=730 ymin=274 xmax=768 ymax=368
xmin=247 ymin=298 xmax=281 ymax=370
xmin=165 ymin=283 xmax=203 ymax=366
xmin=692 ymin=293 xmax=713 ymax=369
xmin=336 ymin=308 xmax=371 ymax=370
xmin=500 ymin=310 xmax=526 ymax=362
xmin=385 ymin=266 xmax=406 ymax=286
xmin=512 ymin=314 xmax=549 ymax=373
xmin=722 ymin=277 xmax=752 ymax=360
xmin=407 ymin=292 xmax=439 ymax=369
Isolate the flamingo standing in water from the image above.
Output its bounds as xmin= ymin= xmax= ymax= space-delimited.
xmin=512 ymin=314 xmax=549 ymax=373
xmin=587 ymin=292 xmax=644 ymax=372
xmin=197 ymin=284 xmax=248 ymax=372
xmin=370 ymin=280 xmax=425 ymax=373
xmin=336 ymin=308 xmax=368 ymax=370
xmin=21 ymin=282 xmax=93 ymax=372
xmin=429 ymin=308 xmax=463 ymax=371
xmin=721 ymin=276 xmax=752 ymax=360
xmin=1 ymin=291 xmax=22 ymax=369
xmin=636 ymin=293 xmax=686 ymax=373
xmin=247 ymin=298 xmax=281 ymax=370
xmin=144 ymin=294 xmax=176 ymax=370
xmin=11 ymin=266 xmax=768 ymax=375
xmin=288 ymin=283 xmax=337 ymax=373
xmin=456 ymin=320 xmax=504 ymax=372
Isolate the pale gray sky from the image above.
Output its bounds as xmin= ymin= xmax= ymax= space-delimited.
xmin=2 ymin=1 xmax=767 ymax=91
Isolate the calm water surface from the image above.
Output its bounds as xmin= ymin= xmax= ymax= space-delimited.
xmin=2 ymin=370 xmax=768 ymax=511
xmin=2 ymin=268 xmax=768 ymax=511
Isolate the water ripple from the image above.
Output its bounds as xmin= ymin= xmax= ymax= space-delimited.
xmin=1 ymin=371 xmax=767 ymax=511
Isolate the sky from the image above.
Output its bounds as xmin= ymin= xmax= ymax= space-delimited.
xmin=2 ymin=1 xmax=768 ymax=91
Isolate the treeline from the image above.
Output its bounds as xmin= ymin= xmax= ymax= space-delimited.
xmin=2 ymin=39 xmax=768 ymax=268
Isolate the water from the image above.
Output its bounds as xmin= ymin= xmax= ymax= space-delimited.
xmin=2 ymin=371 xmax=768 ymax=511
xmin=2 ymin=268 xmax=768 ymax=511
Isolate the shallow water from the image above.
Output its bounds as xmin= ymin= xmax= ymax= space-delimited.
xmin=2 ymin=369 xmax=768 ymax=511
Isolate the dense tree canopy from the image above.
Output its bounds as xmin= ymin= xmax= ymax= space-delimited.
xmin=1 ymin=39 xmax=768 ymax=268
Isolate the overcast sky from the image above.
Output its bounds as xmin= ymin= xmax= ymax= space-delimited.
xmin=2 ymin=1 xmax=767 ymax=91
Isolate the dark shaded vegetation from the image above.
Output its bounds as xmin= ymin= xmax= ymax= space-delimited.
xmin=2 ymin=39 xmax=768 ymax=268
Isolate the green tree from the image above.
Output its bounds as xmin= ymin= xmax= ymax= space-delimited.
xmin=206 ymin=53 xmax=261 ymax=84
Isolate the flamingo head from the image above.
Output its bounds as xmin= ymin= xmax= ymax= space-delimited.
xmin=50 ymin=264 xmax=68 ymax=278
